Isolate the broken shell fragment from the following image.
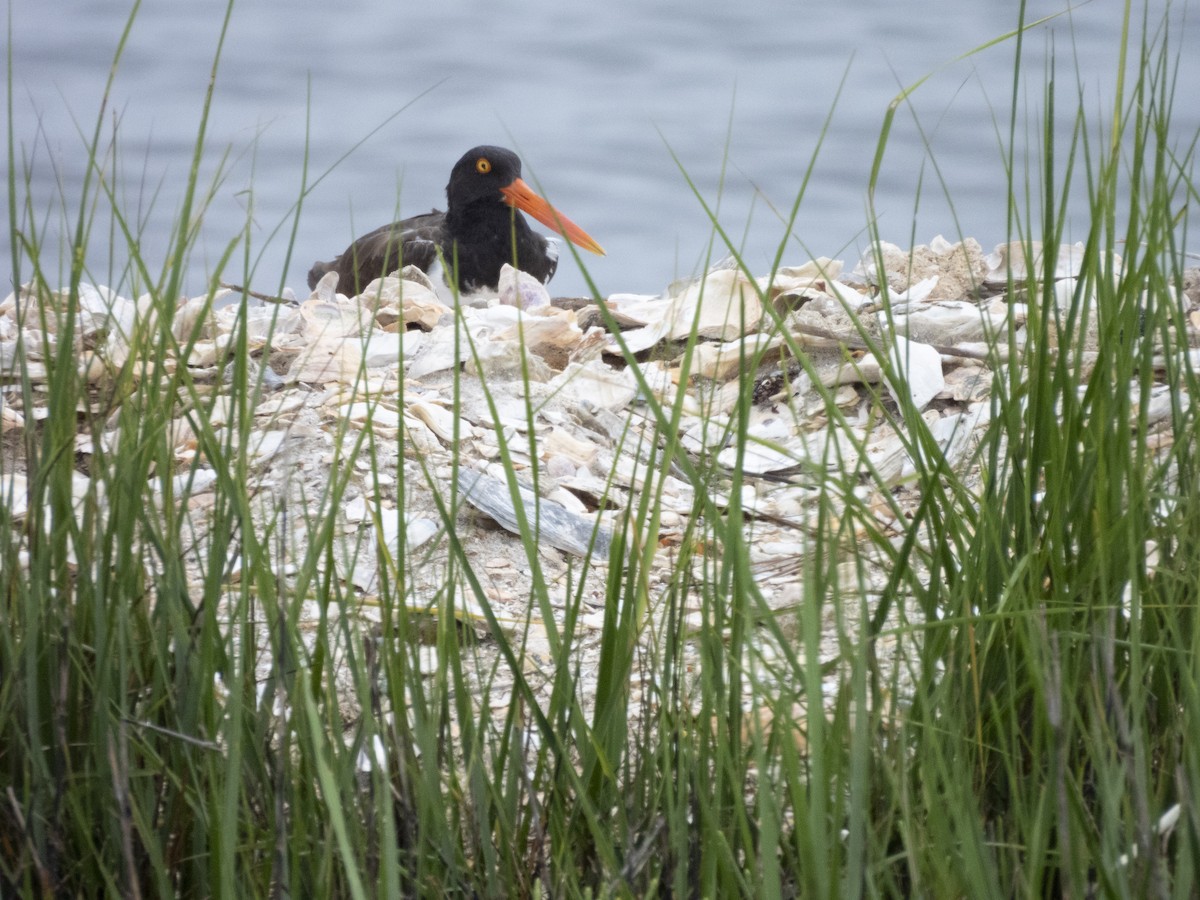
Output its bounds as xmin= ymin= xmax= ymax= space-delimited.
xmin=881 ymin=336 xmax=945 ymax=411
xmin=458 ymin=468 xmax=611 ymax=559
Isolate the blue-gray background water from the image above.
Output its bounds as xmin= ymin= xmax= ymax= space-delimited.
xmin=6 ymin=0 xmax=1199 ymax=299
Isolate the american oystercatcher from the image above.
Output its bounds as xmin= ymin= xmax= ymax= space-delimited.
xmin=307 ymin=145 xmax=605 ymax=297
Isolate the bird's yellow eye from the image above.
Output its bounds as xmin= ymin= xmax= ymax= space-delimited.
xmin=475 ymin=157 xmax=492 ymax=174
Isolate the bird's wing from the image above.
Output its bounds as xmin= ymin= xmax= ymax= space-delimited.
xmin=542 ymin=236 xmax=560 ymax=284
xmin=308 ymin=210 xmax=447 ymax=293
xmin=348 ymin=210 xmax=444 ymax=278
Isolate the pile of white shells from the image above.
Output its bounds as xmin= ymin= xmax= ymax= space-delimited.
xmin=3 ymin=236 xmax=1198 ymax=739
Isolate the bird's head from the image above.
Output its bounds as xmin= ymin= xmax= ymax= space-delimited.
xmin=446 ymin=145 xmax=605 ymax=255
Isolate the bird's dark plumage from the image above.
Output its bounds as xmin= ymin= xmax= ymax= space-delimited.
xmin=307 ymin=146 xmax=604 ymax=297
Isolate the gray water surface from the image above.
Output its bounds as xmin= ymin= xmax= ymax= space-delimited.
xmin=7 ymin=1 xmax=1198 ymax=298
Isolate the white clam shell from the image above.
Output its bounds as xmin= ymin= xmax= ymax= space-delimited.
xmin=497 ymin=263 xmax=551 ymax=309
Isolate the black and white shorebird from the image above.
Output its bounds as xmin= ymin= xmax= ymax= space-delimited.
xmin=307 ymin=145 xmax=605 ymax=297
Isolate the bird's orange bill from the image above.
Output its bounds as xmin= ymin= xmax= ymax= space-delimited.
xmin=500 ymin=178 xmax=606 ymax=256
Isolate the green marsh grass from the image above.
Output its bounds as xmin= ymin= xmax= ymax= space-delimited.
xmin=3 ymin=1 xmax=1199 ymax=896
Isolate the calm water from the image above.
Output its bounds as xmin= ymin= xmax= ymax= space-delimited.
xmin=6 ymin=0 xmax=1199 ymax=298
